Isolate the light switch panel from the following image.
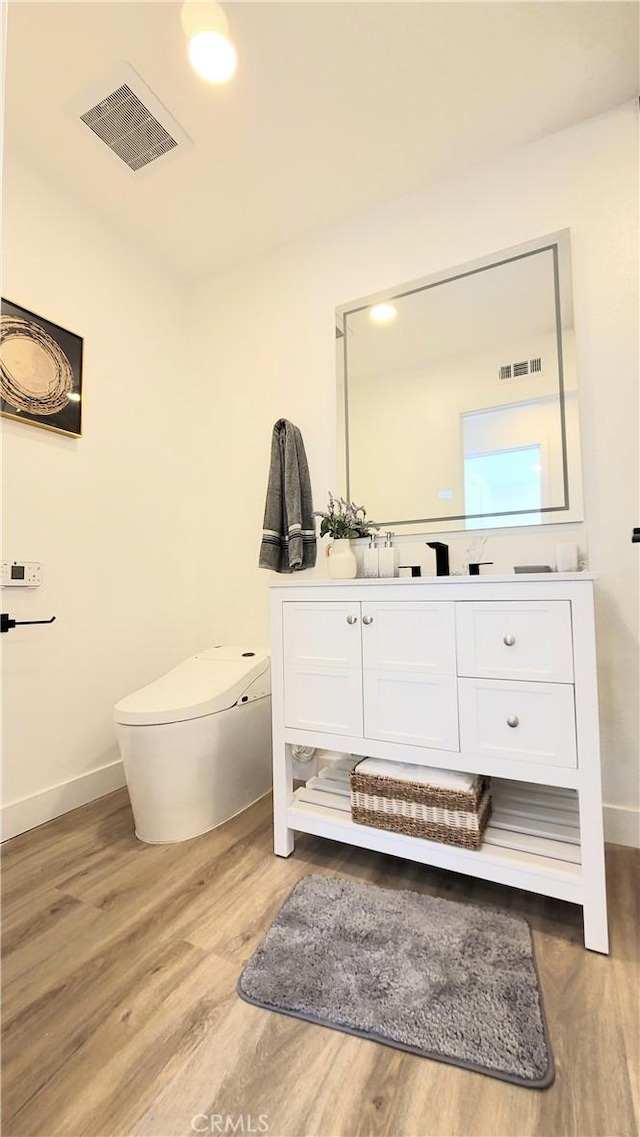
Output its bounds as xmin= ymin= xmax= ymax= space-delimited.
xmin=1 ymin=561 xmax=42 ymax=587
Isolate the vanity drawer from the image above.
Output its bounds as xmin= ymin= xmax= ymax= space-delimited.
xmin=456 ymin=601 xmax=574 ymax=683
xmin=458 ymin=678 xmax=577 ymax=769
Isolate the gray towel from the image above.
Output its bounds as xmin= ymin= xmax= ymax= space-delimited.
xmin=259 ymin=419 xmax=317 ymax=573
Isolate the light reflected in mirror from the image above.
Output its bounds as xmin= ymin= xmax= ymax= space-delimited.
xmin=337 ymin=231 xmax=583 ymax=533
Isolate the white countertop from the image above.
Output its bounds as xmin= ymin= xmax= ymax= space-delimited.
xmin=270 ymin=572 xmax=595 ymax=588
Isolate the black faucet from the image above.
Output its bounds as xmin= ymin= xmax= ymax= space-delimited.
xmin=427 ymin=541 xmax=449 ymax=576
xmin=468 ymin=561 xmax=493 ymax=576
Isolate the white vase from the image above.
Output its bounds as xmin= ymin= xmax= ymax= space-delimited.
xmin=327 ymin=538 xmax=358 ymax=579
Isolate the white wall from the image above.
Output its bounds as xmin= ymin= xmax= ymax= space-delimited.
xmin=1 ymin=153 xmax=207 ymax=837
xmin=190 ymin=101 xmax=639 ymax=844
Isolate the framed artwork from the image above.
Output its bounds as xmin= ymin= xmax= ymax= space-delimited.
xmin=0 ymin=298 xmax=83 ymax=438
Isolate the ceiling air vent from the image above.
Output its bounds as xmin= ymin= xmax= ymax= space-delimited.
xmin=497 ymin=356 xmax=544 ymax=381
xmin=81 ymin=86 xmax=177 ymax=172
xmin=72 ymin=63 xmax=192 ymax=176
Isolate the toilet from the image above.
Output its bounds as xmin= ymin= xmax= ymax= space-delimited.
xmin=114 ymin=646 xmax=272 ymax=843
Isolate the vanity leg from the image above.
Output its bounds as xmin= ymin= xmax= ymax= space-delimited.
xmin=578 ymin=779 xmax=609 ymax=953
xmin=583 ymin=894 xmax=609 ymax=955
xmin=274 ymin=828 xmax=295 ymax=857
xmin=273 ymin=740 xmax=295 ymax=857
xmin=578 ymin=772 xmax=609 ymax=954
xmin=573 ymin=589 xmax=609 ymax=955
xmin=269 ymin=590 xmax=295 ymax=856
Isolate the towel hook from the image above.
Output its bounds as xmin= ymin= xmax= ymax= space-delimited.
xmin=1 ymin=613 xmax=56 ymax=634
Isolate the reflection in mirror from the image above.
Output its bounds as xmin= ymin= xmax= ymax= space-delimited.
xmin=337 ymin=231 xmax=583 ymax=533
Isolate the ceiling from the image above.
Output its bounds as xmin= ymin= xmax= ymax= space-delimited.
xmin=345 ymin=246 xmax=562 ymax=377
xmin=4 ymin=2 xmax=639 ymax=280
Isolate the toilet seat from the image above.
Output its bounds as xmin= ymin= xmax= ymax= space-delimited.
xmin=114 ymin=646 xmax=269 ymax=727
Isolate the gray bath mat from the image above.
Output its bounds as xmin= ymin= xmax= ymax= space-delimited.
xmin=238 ymin=875 xmax=554 ymax=1087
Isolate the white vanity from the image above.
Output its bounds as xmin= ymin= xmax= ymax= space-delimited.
xmin=270 ymin=574 xmax=608 ymax=953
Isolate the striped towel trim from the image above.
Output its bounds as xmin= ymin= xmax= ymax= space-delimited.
xmin=262 ymin=532 xmax=316 ymax=546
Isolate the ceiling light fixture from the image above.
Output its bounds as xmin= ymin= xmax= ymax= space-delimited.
xmin=180 ymin=2 xmax=237 ymax=84
xmin=369 ymin=303 xmax=397 ymax=323
xmin=188 ymin=31 xmax=237 ymax=84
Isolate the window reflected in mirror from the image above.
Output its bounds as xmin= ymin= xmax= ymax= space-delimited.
xmin=464 ymin=442 xmax=542 ymax=530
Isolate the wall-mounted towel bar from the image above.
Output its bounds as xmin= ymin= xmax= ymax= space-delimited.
xmin=1 ymin=614 xmax=56 ymax=634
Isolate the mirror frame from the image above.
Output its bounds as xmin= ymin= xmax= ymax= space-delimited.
xmin=337 ymin=229 xmax=582 ymax=531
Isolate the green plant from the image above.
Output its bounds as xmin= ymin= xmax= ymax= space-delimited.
xmin=314 ymin=493 xmax=374 ymax=539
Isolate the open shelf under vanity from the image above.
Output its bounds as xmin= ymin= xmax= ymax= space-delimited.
xmin=290 ymin=758 xmax=582 ymax=904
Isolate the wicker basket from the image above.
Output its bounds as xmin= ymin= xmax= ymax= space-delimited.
xmin=350 ymin=761 xmax=491 ymax=850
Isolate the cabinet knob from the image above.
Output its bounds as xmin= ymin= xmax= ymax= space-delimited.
xmin=346 ymin=614 xmax=358 ymax=625
xmin=362 ymin=615 xmax=373 ymax=625
xmin=507 ymin=715 xmax=520 ymax=728
xmin=503 ymin=634 xmax=516 ymax=647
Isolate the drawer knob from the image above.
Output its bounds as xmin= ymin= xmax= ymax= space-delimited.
xmin=346 ymin=614 xmax=358 ymax=625
xmin=503 ymin=634 xmax=516 ymax=647
xmin=507 ymin=715 xmax=520 ymax=728
xmin=362 ymin=615 xmax=373 ymax=625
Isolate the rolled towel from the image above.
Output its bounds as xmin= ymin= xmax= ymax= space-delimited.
xmin=354 ymin=758 xmax=477 ymax=793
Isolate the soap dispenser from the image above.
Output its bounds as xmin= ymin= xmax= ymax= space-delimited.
xmin=363 ymin=533 xmax=379 ymax=579
xmin=379 ymin=532 xmax=397 ymax=578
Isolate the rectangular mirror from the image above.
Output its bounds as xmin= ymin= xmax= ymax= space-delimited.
xmin=337 ymin=230 xmax=583 ymax=533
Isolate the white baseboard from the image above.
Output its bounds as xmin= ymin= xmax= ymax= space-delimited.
xmin=1 ymin=760 xmax=127 ymax=842
xmin=2 ymin=764 xmax=637 ymax=851
xmin=603 ymin=803 xmax=640 ymax=848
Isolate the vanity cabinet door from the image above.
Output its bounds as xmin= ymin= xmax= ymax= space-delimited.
xmin=283 ymin=602 xmax=363 ymax=736
xmin=284 ymin=602 xmax=362 ymax=669
xmin=361 ymin=601 xmax=459 ymax=749
xmin=363 ymin=670 xmax=459 ymax=750
xmin=361 ymin=602 xmax=456 ymax=673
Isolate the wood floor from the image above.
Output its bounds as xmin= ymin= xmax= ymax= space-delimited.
xmin=2 ymin=789 xmax=638 ymax=1137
